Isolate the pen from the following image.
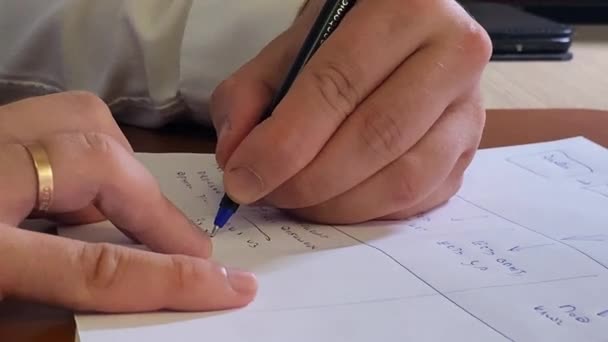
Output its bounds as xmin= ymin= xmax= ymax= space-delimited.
xmin=211 ymin=0 xmax=358 ymax=237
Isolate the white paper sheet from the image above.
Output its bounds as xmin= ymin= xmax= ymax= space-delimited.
xmin=58 ymin=137 xmax=608 ymax=342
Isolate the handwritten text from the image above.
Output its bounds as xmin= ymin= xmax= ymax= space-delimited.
xmin=281 ymin=226 xmax=317 ymax=250
xmin=197 ymin=171 xmax=223 ymax=195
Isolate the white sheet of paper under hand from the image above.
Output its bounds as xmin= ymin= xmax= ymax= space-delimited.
xmin=58 ymin=137 xmax=608 ymax=342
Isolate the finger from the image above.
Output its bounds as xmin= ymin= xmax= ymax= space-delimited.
xmin=211 ymin=4 xmax=320 ymax=168
xmin=285 ymin=91 xmax=485 ymax=224
xmin=381 ymin=117 xmax=483 ymax=221
xmin=380 ymin=158 xmax=469 ymax=221
xmin=267 ymin=21 xmax=491 ymax=208
xmin=0 ymin=91 xmax=133 ymax=225
xmin=0 ymin=144 xmax=38 ymax=225
xmin=0 ymin=225 xmax=256 ymax=312
xmin=221 ymin=0 xmax=449 ymax=204
xmin=0 ymin=132 xmax=211 ymax=259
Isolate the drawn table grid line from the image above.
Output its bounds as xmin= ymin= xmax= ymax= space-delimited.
xmin=330 ymin=225 xmax=514 ymax=342
xmin=244 ymin=293 xmax=440 ymax=314
xmin=444 ymin=274 xmax=599 ymax=295
xmin=456 ymin=195 xmax=608 ymax=271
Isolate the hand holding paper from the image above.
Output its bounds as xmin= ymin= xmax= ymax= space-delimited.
xmin=0 ymin=93 xmax=256 ymax=313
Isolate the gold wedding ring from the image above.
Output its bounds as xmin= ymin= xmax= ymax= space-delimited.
xmin=24 ymin=143 xmax=54 ymax=213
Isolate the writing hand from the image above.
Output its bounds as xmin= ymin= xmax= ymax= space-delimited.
xmin=0 ymin=93 xmax=256 ymax=312
xmin=211 ymin=0 xmax=491 ymax=223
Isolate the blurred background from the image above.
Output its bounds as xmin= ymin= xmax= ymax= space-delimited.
xmin=460 ymin=0 xmax=608 ymax=23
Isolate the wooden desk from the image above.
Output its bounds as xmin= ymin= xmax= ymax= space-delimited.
xmin=1 ymin=109 xmax=607 ymax=342
xmin=482 ymin=25 xmax=608 ymax=110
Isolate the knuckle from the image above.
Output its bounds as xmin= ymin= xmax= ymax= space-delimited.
xmin=58 ymin=91 xmax=134 ymax=153
xmin=170 ymin=255 xmax=209 ymax=292
xmin=471 ymin=105 xmax=487 ymax=133
xmin=458 ymin=20 xmax=493 ymax=65
xmin=272 ymin=134 xmax=311 ymax=172
xmin=461 ymin=90 xmax=487 ymax=137
xmin=392 ymin=158 xmax=424 ymax=206
xmin=445 ymin=171 xmax=465 ymax=200
xmin=211 ymin=76 xmax=238 ymax=106
xmin=51 ymin=131 xmax=120 ymax=166
xmin=360 ymin=107 xmax=404 ymax=159
xmin=210 ymin=76 xmax=241 ymax=133
xmin=393 ymin=177 xmax=419 ymax=207
xmin=453 ymin=172 xmax=465 ymax=193
xmin=457 ymin=147 xmax=478 ymax=172
xmin=81 ymin=132 xmax=116 ymax=155
xmin=78 ymin=243 xmax=125 ymax=305
xmin=48 ymin=132 xmax=126 ymax=205
xmin=0 ymin=143 xmax=38 ymax=221
xmin=310 ymin=62 xmax=360 ymax=122
xmin=271 ymin=175 xmax=318 ymax=209
xmin=63 ymin=90 xmax=112 ymax=120
xmin=287 ymin=182 xmax=317 ymax=208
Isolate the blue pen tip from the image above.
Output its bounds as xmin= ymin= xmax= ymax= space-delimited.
xmin=213 ymin=206 xmax=235 ymax=229
xmin=212 ymin=195 xmax=241 ymax=236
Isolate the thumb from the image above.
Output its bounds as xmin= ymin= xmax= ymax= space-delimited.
xmin=211 ymin=3 xmax=320 ymax=169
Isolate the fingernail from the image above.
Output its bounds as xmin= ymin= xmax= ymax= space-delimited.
xmin=227 ymin=167 xmax=263 ymax=203
xmin=226 ymin=268 xmax=257 ymax=295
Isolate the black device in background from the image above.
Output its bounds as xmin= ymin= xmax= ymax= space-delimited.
xmin=461 ymin=2 xmax=574 ymax=61
xmin=507 ymin=0 xmax=608 ymax=24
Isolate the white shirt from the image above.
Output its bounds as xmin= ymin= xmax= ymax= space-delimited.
xmin=0 ymin=0 xmax=304 ymax=127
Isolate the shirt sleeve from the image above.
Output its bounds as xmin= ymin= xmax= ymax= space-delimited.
xmin=0 ymin=0 xmax=303 ymax=128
